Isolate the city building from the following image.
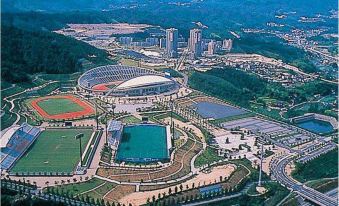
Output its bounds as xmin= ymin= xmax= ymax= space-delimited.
xmin=166 ymin=28 xmax=179 ymax=58
xmin=119 ymin=37 xmax=133 ymax=46
xmin=201 ymin=39 xmax=212 ymax=51
xmin=178 ymin=37 xmax=188 ymax=48
xmin=207 ymin=40 xmax=216 ymax=55
xmin=146 ymin=37 xmax=159 ymax=47
xmin=159 ymin=38 xmax=166 ymax=48
xmin=189 ymin=29 xmax=202 ymax=58
xmin=222 ymin=39 xmax=233 ymax=51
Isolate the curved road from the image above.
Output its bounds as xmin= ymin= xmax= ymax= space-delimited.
xmin=2 ymin=81 xmax=58 ymax=131
xmin=272 ymin=154 xmax=337 ymax=206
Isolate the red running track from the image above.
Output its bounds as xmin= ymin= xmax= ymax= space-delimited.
xmin=30 ymin=95 xmax=95 ymax=120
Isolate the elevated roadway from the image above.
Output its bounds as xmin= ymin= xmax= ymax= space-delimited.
xmin=271 ymin=151 xmax=337 ymax=206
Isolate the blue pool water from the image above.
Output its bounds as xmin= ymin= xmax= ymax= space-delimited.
xmin=191 ymin=101 xmax=247 ymax=119
xmin=297 ymin=119 xmax=334 ymax=134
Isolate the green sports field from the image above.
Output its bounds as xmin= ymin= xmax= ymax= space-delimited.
xmin=36 ymin=98 xmax=84 ymax=115
xmin=11 ymin=128 xmax=93 ymax=173
xmin=116 ymin=124 xmax=169 ymax=162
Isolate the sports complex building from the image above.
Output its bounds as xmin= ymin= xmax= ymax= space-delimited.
xmin=78 ymin=65 xmax=179 ymax=97
xmin=107 ymin=120 xmax=172 ymax=163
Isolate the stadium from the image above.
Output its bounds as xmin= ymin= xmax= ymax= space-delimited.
xmin=78 ymin=65 xmax=179 ymax=97
xmin=107 ymin=120 xmax=172 ymax=163
xmin=0 ymin=123 xmax=97 ymax=175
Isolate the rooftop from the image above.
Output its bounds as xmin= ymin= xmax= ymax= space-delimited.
xmin=115 ymin=75 xmax=173 ymax=90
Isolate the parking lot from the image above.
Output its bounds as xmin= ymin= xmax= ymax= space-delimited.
xmin=221 ymin=117 xmax=314 ymax=147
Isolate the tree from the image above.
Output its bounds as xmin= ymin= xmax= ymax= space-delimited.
xmin=174 ymin=186 xmax=178 ymax=194
xmin=168 ymin=188 xmax=172 ymax=195
xmin=85 ymin=195 xmax=90 ymax=203
xmin=241 ymin=133 xmax=245 ymax=140
xmin=1 ymin=25 xmax=110 ymax=83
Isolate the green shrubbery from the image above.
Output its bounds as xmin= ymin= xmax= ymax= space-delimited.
xmin=292 ymin=149 xmax=338 ymax=182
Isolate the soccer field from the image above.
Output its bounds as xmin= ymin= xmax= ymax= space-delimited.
xmin=36 ymin=98 xmax=84 ymax=115
xmin=29 ymin=95 xmax=95 ymax=120
xmin=11 ymin=128 xmax=93 ymax=173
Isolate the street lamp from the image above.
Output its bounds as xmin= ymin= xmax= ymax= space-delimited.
xmin=75 ymin=133 xmax=84 ymax=167
xmin=105 ymin=113 xmax=109 ymax=145
xmin=258 ymin=142 xmax=264 ymax=187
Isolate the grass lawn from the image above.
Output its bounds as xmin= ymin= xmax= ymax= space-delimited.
xmin=194 ymin=147 xmax=223 ymax=167
xmin=47 ymin=178 xmax=104 ymax=196
xmin=36 ymin=98 xmax=84 ymax=115
xmin=48 ymin=177 xmax=117 ymax=200
xmin=306 ymin=178 xmax=338 ymax=193
xmin=11 ymin=128 xmax=93 ymax=173
xmin=154 ymin=112 xmax=188 ymax=123
xmin=292 ymin=149 xmax=338 ymax=182
xmin=83 ymin=131 xmax=102 ymax=166
xmin=0 ymin=103 xmax=17 ymax=130
xmin=84 ymin=182 xmax=117 ymax=199
xmin=119 ymin=115 xmax=141 ymax=124
xmin=118 ymin=58 xmax=139 ymax=67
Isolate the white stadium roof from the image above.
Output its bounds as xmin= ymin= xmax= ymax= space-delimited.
xmin=116 ymin=75 xmax=172 ymax=90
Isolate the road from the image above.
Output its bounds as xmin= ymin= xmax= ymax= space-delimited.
xmin=2 ymin=81 xmax=57 ymax=131
xmin=271 ymin=154 xmax=337 ymax=206
xmin=326 ymin=188 xmax=338 ymax=200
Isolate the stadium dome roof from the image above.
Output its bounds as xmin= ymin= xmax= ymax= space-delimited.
xmin=115 ymin=75 xmax=173 ymax=90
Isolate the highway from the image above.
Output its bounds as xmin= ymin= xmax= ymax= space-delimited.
xmin=271 ymin=152 xmax=337 ymax=206
xmin=175 ymin=49 xmax=189 ymax=87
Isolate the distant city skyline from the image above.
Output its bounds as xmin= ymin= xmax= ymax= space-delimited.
xmin=166 ymin=28 xmax=178 ymax=58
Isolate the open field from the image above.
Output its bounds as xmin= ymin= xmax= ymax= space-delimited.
xmin=11 ymin=128 xmax=93 ymax=173
xmin=29 ymin=95 xmax=94 ymax=120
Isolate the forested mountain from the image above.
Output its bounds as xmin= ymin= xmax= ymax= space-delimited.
xmin=1 ymin=0 xmax=336 ymax=83
xmin=1 ymin=26 xmax=110 ymax=83
xmin=189 ymin=68 xmax=337 ymax=108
